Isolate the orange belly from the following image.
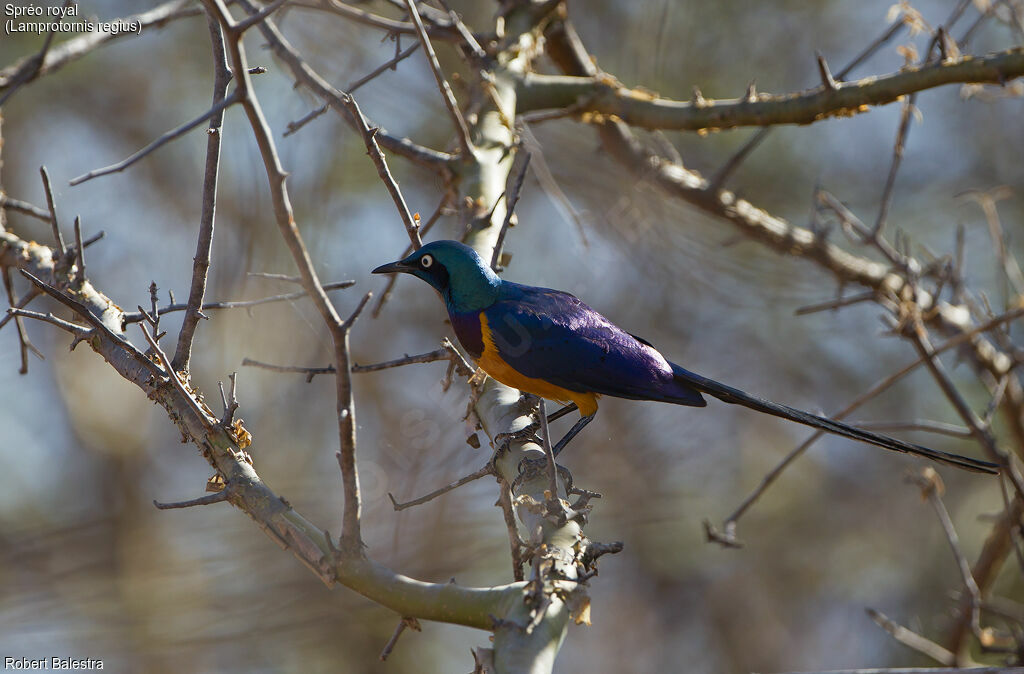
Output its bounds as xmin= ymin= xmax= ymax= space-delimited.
xmin=478 ymin=313 xmax=599 ymax=416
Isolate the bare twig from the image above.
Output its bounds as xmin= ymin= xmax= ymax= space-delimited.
xmin=153 ymin=490 xmax=231 ymax=510
xmin=246 ymin=338 xmax=472 ymax=383
xmin=402 ymin=0 xmax=473 ymax=157
xmin=909 ymin=318 xmax=1024 ymax=498
xmin=340 ymin=291 xmax=372 ymax=331
xmin=8 ymin=307 xmax=88 ymax=336
xmin=867 ymin=608 xmax=956 ymax=665
xmin=379 ymin=616 xmax=421 ymax=661
xmin=708 ymin=128 xmax=771 ymax=192
xmin=794 ymin=290 xmax=877 ymax=316
xmin=241 ymin=3 xmax=456 ymax=168
xmin=959 ymin=187 xmax=1024 ymax=301
xmin=0 ymin=195 xmax=51 ymax=223
xmin=232 ymin=0 xmax=289 ymax=33
xmin=353 ymin=344 xmax=470 ymax=375
xmin=817 ymin=190 xmax=903 ymax=267
xmin=284 ymin=42 xmax=420 ymax=137
xmin=242 ymin=358 xmax=336 ymax=381
xmin=875 ymin=2 xmax=974 ymax=238
xmin=69 ymin=94 xmax=239 ymax=186
xmin=82 ymin=231 xmax=106 ymax=249
xmin=342 ymin=93 xmax=424 ymax=248
xmin=39 ymin=167 xmax=65 ymax=256
xmin=491 ymin=152 xmax=531 ymax=271
xmin=906 ymin=468 xmax=984 ymax=640
xmin=947 ymin=494 xmax=1024 ymax=655
xmin=497 ymin=477 xmax=526 ymax=581
xmin=388 ymin=463 xmax=493 ymax=510
xmin=873 ymin=96 xmax=914 ymax=237
xmin=123 ymin=280 xmax=356 ymax=324
xmin=435 ymin=0 xmax=486 ymax=61
xmin=295 ymin=0 xmax=460 ymax=41
xmin=173 ymin=10 xmax=232 ymax=373
xmin=0 ymin=281 xmax=40 ymax=333
xmin=372 ymin=189 xmax=451 ymax=317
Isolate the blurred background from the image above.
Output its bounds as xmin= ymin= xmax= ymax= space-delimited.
xmin=1 ymin=0 xmax=1023 ymax=672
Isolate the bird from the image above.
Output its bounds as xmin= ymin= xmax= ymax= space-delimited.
xmin=372 ymin=240 xmax=998 ymax=475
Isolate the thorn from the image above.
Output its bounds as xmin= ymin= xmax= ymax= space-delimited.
xmin=816 ymin=51 xmax=838 ymax=90
xmin=937 ymin=26 xmax=949 ymax=61
xmin=745 ymin=80 xmax=757 ymax=102
xmin=691 ymin=86 xmax=707 ymax=107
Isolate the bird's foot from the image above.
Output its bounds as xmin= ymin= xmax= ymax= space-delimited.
xmin=493 ymin=423 xmax=542 ymax=450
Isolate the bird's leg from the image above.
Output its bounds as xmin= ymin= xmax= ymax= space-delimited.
xmin=493 ymin=400 xmax=578 ymax=449
xmin=551 ymin=413 xmax=596 ymax=457
xmin=546 ymin=403 xmax=578 ymax=424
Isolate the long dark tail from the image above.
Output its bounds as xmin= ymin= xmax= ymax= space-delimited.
xmin=670 ymin=364 xmax=999 ymax=475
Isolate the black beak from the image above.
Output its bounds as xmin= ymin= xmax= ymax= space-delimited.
xmin=372 ymin=259 xmax=413 ymax=275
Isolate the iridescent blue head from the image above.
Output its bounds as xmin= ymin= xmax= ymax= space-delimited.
xmin=372 ymin=240 xmax=502 ymax=312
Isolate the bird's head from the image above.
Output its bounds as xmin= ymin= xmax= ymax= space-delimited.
xmin=372 ymin=240 xmax=501 ymax=311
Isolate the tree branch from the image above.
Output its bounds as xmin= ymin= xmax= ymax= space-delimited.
xmin=172 ymin=10 xmax=231 ymax=373
xmin=0 ymin=214 xmax=517 ymax=634
xmin=517 ymin=47 xmax=1024 ymax=131
xmin=402 ymin=0 xmax=473 ymax=157
xmin=69 ymin=94 xmax=239 ymax=186
xmin=240 ymin=4 xmax=457 ymax=169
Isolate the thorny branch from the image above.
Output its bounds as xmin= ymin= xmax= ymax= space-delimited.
xmin=516 ymin=47 xmax=1024 ymax=132
xmin=5 ymin=0 xmax=1024 ymax=671
xmin=204 ymin=0 xmax=369 ymax=551
xmin=545 ymin=13 xmax=1024 ymax=666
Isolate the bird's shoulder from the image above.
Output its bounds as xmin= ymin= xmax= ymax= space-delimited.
xmin=485 ymin=281 xmax=651 ymax=361
xmin=493 ymin=282 xmax=612 ymax=329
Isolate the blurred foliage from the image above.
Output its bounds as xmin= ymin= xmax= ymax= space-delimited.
xmin=1 ymin=0 xmax=1023 ymax=672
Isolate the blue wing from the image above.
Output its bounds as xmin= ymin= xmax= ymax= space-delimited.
xmin=483 ymin=283 xmax=706 ymax=406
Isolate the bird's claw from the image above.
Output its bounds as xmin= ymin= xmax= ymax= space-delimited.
xmin=493 ymin=424 xmax=542 ymax=450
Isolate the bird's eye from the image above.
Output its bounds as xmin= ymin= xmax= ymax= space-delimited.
xmin=420 ymin=254 xmax=434 ymax=268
